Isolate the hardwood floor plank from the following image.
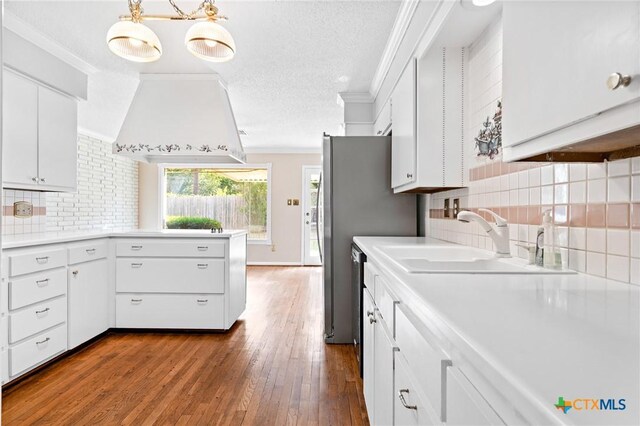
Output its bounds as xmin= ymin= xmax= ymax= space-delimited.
xmin=2 ymin=266 xmax=369 ymax=425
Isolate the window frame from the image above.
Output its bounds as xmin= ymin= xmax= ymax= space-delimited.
xmin=158 ymin=163 xmax=272 ymax=245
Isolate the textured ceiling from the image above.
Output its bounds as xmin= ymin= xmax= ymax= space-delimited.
xmin=5 ymin=1 xmax=400 ymax=151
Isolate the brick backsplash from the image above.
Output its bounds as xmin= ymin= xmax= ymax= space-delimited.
xmin=426 ymin=157 xmax=640 ymax=285
xmin=2 ymin=134 xmax=138 ymax=235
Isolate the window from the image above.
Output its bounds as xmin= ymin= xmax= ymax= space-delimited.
xmin=161 ymin=165 xmax=271 ymax=242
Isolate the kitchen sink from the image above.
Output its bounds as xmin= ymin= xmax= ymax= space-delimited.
xmin=374 ymin=245 xmax=576 ymax=275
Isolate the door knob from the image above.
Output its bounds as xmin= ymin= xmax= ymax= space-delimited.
xmin=306 ymin=221 xmax=310 ymax=224
xmin=607 ymin=72 xmax=632 ymax=90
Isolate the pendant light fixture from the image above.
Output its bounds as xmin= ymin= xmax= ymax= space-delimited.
xmin=107 ymin=0 xmax=235 ymax=63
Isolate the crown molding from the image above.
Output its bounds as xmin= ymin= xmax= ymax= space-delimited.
xmin=3 ymin=12 xmax=99 ymax=75
xmin=78 ymin=128 xmax=116 ymax=144
xmin=337 ymin=92 xmax=374 ymax=107
xmin=369 ymin=0 xmax=421 ymax=100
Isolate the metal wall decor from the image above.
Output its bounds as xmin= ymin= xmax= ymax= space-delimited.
xmin=474 ymin=100 xmax=502 ymax=159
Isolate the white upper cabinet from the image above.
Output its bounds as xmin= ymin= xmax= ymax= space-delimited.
xmin=391 ymin=58 xmax=417 ymax=188
xmin=2 ymin=70 xmax=78 ymax=192
xmin=392 ymin=48 xmax=465 ymax=193
xmin=374 ymin=99 xmax=392 ymax=136
xmin=502 ymin=1 xmax=640 ymax=161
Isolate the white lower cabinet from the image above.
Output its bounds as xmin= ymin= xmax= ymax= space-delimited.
xmin=9 ymin=297 xmax=67 ymax=344
xmin=9 ymin=323 xmax=67 ymax=377
xmin=394 ymin=353 xmax=438 ymax=426
xmin=363 ymin=287 xmax=376 ymax=422
xmin=445 ymin=366 xmax=504 ymax=425
xmin=115 ymin=294 xmax=225 ymax=329
xmin=373 ymin=312 xmax=397 ymax=426
xmin=68 ymin=258 xmax=109 ymax=349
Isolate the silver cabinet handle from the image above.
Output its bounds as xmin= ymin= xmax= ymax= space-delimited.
xmin=86 ymin=248 xmax=96 ymax=255
xmin=366 ymin=310 xmax=374 ymax=317
xmin=36 ymin=278 xmax=50 ymax=287
xmin=406 ymin=173 xmax=413 ymax=179
xmin=72 ymin=270 xmax=79 ymax=277
xmin=369 ymin=316 xmax=377 ymax=324
xmin=197 ymin=246 xmax=209 ymax=251
xmin=131 ymin=263 xmax=143 ymax=268
xmin=40 ymin=177 xmax=46 ymax=183
xmin=398 ymin=389 xmax=417 ymax=410
xmin=376 ymin=130 xmax=382 ymax=135
xmin=36 ymin=307 xmax=50 ymax=315
xmin=607 ymin=72 xmax=632 ymax=90
xmin=197 ymin=299 xmax=208 ymax=303
xmin=36 ymin=337 xmax=50 ymax=345
xmin=131 ymin=298 xmax=143 ymax=303
xmin=32 ymin=177 xmax=38 ymax=182
xmin=197 ymin=263 xmax=209 ymax=269
xmin=131 ymin=245 xmax=143 ymax=250
xmin=35 ymin=256 xmax=49 ymax=264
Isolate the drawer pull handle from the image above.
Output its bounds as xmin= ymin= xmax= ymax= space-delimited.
xmin=36 ymin=278 xmax=50 ymax=287
xmin=36 ymin=337 xmax=50 ymax=346
xmin=366 ymin=310 xmax=374 ymax=317
xmin=131 ymin=263 xmax=143 ymax=268
xmin=131 ymin=298 xmax=143 ymax=303
xmin=35 ymin=256 xmax=49 ymax=264
xmin=197 ymin=246 xmax=209 ymax=251
xmin=197 ymin=264 xmax=209 ymax=269
xmin=398 ymin=389 xmax=417 ymax=410
xmin=369 ymin=317 xmax=377 ymax=324
xmin=36 ymin=308 xmax=50 ymax=315
xmin=86 ymin=248 xmax=96 ymax=255
xmin=131 ymin=245 xmax=143 ymax=250
xmin=197 ymin=299 xmax=208 ymax=303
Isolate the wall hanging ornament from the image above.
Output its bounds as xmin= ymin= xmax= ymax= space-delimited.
xmin=474 ymin=100 xmax=502 ymax=159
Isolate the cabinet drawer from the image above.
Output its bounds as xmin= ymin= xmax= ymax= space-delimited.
xmin=395 ymin=306 xmax=448 ymax=419
xmin=9 ymin=297 xmax=67 ymax=343
xmin=9 ymin=268 xmax=67 ymax=310
xmin=9 ymin=324 xmax=66 ymax=377
xmin=394 ymin=352 xmax=439 ymax=426
xmin=9 ymin=248 xmax=66 ymax=277
xmin=116 ymin=258 xmax=225 ymax=294
xmin=115 ymin=294 xmax=224 ymax=329
xmin=374 ymin=274 xmax=399 ymax=334
xmin=68 ymin=240 xmax=108 ymax=265
xmin=116 ymin=240 xmax=225 ymax=258
xmin=446 ymin=366 xmax=504 ymax=425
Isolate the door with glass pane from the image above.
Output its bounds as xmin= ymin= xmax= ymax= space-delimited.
xmin=302 ymin=166 xmax=322 ymax=265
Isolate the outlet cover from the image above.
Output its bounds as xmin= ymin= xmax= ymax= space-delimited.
xmin=453 ymin=198 xmax=460 ymax=218
xmin=14 ymin=201 xmax=33 ymax=218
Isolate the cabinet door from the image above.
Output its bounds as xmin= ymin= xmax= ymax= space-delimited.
xmin=38 ymin=85 xmax=77 ymax=191
xmin=391 ymin=58 xmax=417 ymax=188
xmin=446 ymin=366 xmax=504 ymax=426
xmin=374 ymin=312 xmax=397 ymax=426
xmin=362 ymin=288 xmax=376 ymax=423
xmin=374 ymin=100 xmax=392 ymax=136
xmin=503 ymin=1 xmax=640 ymax=148
xmin=394 ymin=353 xmax=439 ymax=426
xmin=68 ymin=259 xmax=108 ymax=349
xmin=2 ymin=71 xmax=39 ymax=188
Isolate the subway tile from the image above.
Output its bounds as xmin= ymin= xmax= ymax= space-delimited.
xmin=632 ymin=157 xmax=640 ymax=174
xmin=556 ymin=226 xmax=569 ymax=248
xmin=569 ymin=204 xmax=587 ymax=227
xmin=569 ymin=181 xmax=586 ymax=204
xmin=586 ymin=252 xmax=606 ymax=277
xmin=586 ymin=228 xmax=606 ymax=253
xmin=569 ymin=227 xmax=587 ymax=250
xmin=608 ymin=158 xmax=630 ymax=177
xmin=541 ymin=185 xmax=554 ymax=205
xmin=528 ymin=206 xmax=541 ymax=225
xmin=528 ymin=167 xmax=541 ymax=187
xmin=608 ymin=176 xmax=630 ymax=203
xmin=541 ymin=165 xmax=554 ymax=185
xmin=632 ymin=175 xmax=640 ymax=202
xmin=586 ymin=204 xmax=607 ymax=228
xmin=554 ymin=205 xmax=568 ymax=225
xmin=518 ymin=170 xmax=529 ymax=189
xmin=587 ymin=179 xmax=606 ymax=203
xmin=554 ymin=184 xmax=568 ymax=205
xmin=518 ymin=188 xmax=529 ymax=206
xmin=529 ymin=187 xmax=541 ymax=206
xmin=607 ymin=229 xmax=630 ymax=256
xmin=568 ymin=249 xmax=586 ymax=273
xmin=606 ymin=203 xmax=629 ymax=229
xmin=632 ymin=231 xmax=640 ymax=258
xmin=569 ymin=163 xmax=587 ymax=182
xmin=554 ymin=164 xmax=568 ymax=183
xmin=606 ymin=255 xmax=629 ymax=283
xmin=509 ymin=172 xmax=519 ymax=190
xmin=587 ymin=163 xmax=607 ymax=180
xmin=632 ymin=204 xmax=640 ymax=229
xmin=631 ymin=259 xmax=640 ymax=285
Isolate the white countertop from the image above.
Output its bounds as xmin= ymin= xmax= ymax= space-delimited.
xmin=354 ymin=236 xmax=640 ymax=426
xmin=2 ymin=229 xmax=248 ymax=249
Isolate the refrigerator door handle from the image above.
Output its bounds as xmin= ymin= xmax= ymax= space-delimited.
xmin=316 ymin=172 xmax=323 ymax=263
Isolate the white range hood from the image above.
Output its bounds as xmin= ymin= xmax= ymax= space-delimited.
xmin=113 ymin=74 xmax=245 ymax=164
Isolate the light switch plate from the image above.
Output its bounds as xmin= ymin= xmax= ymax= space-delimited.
xmin=14 ymin=201 xmax=33 ymax=218
xmin=292 ymin=199 xmax=300 ymax=206
xmin=453 ymin=198 xmax=460 ymax=218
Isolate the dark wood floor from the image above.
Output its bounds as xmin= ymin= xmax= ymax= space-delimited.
xmin=2 ymin=266 xmax=368 ymax=425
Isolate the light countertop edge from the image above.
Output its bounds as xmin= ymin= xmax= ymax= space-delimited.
xmin=354 ymin=236 xmax=640 ymax=426
xmin=2 ymin=229 xmax=248 ymax=249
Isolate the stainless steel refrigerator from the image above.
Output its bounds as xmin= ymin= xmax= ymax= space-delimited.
xmin=321 ymin=135 xmax=417 ymax=344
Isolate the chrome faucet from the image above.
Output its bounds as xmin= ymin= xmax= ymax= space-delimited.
xmin=457 ymin=208 xmax=511 ymax=258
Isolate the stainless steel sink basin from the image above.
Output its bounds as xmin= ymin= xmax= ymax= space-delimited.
xmin=374 ymin=245 xmax=576 ymax=275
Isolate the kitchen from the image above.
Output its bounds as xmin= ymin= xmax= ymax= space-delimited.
xmin=0 ymin=0 xmax=639 ymax=425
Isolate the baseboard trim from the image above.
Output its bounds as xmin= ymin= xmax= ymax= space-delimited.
xmin=247 ymin=261 xmax=303 ymax=266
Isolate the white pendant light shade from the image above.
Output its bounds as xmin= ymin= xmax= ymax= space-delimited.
xmin=185 ymin=21 xmax=235 ymax=62
xmin=107 ymin=21 xmax=162 ymax=63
